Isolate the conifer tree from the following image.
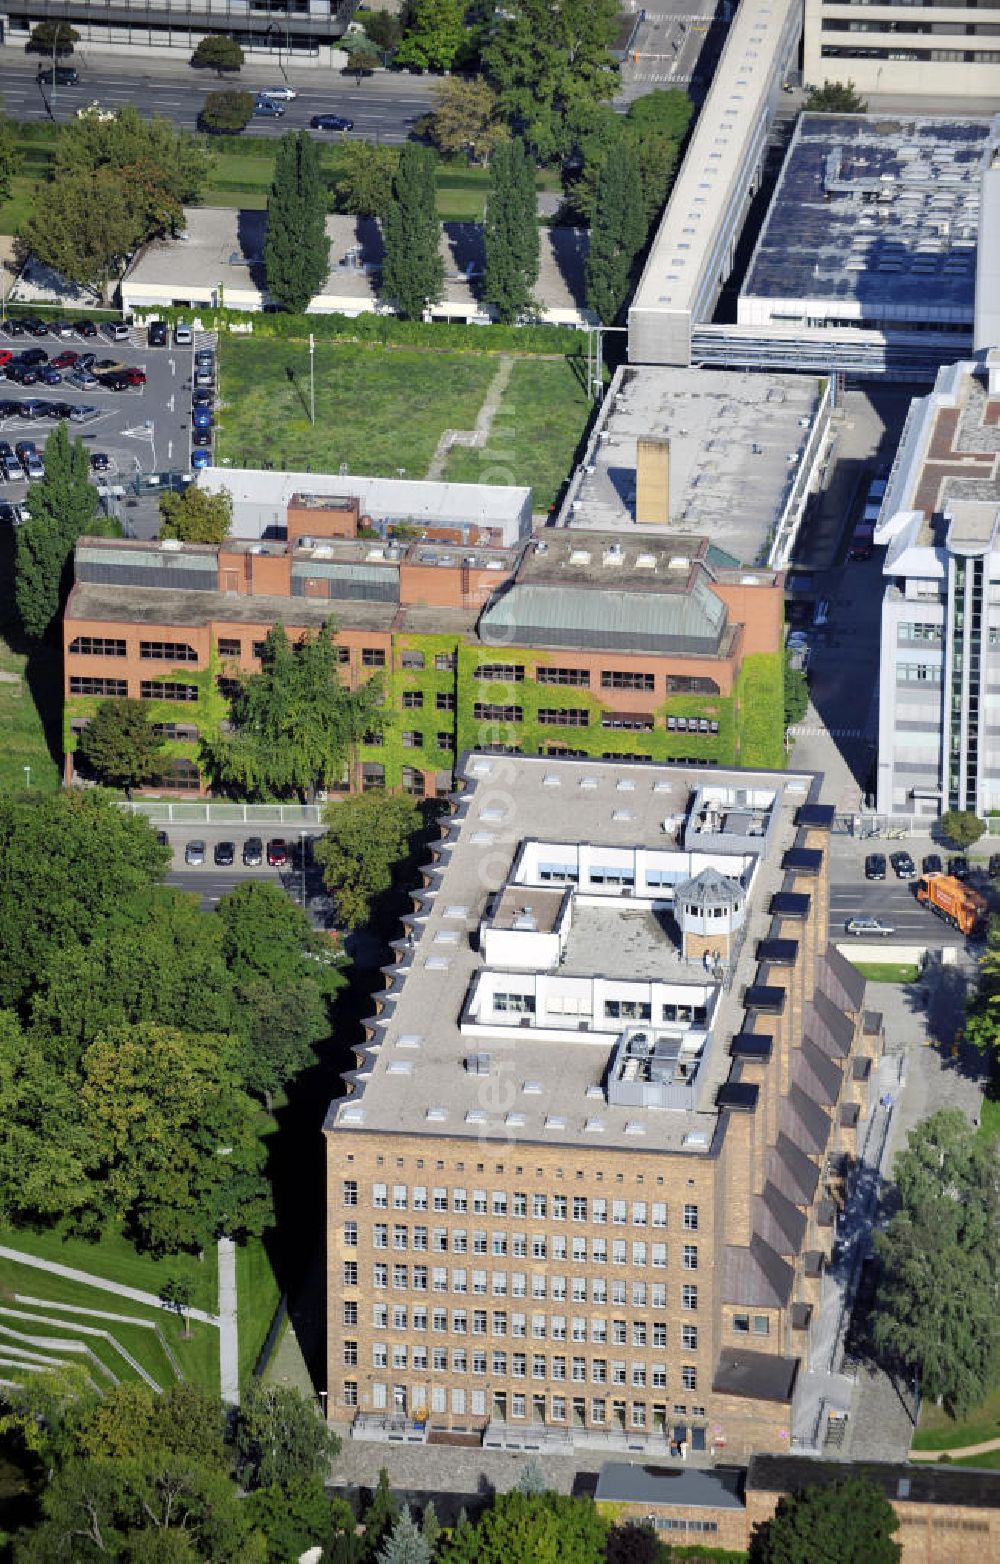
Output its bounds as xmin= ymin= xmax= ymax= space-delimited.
xmin=483 ymin=138 xmax=539 ymax=323
xmin=585 ymin=140 xmax=645 ymax=324
xmin=264 ymin=130 xmax=330 ymax=313
xmin=14 ymin=421 xmax=114 ymax=639
xmin=382 ymin=143 xmax=444 ymax=320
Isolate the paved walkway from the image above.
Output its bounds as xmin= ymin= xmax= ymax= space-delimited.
xmin=0 ymin=1246 xmax=219 ymax=1326
xmin=911 ymin=1436 xmax=1000 ymax=1461
xmin=426 ymin=354 xmax=514 ymax=481
xmin=217 ymin=1236 xmax=239 ymax=1407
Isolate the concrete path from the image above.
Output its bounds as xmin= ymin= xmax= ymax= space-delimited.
xmin=911 ymin=1436 xmax=1000 ymax=1461
xmin=0 ymin=1246 xmax=219 ymax=1326
xmin=426 ymin=354 xmax=514 ymax=481
xmin=217 ymin=1236 xmax=239 ymax=1407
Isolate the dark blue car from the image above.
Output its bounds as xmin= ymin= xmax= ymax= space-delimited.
xmin=192 ymin=407 xmax=213 ymax=430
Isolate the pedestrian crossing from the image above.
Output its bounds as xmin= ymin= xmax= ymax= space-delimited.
xmin=787 ymin=725 xmax=863 ymax=739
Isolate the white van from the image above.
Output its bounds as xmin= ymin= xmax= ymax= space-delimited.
xmin=174 ymin=322 xmax=193 ymax=346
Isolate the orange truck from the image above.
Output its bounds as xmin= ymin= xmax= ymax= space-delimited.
xmin=915 ymin=873 xmax=987 ymax=936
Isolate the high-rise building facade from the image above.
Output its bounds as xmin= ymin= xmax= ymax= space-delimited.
xmin=803 ymin=0 xmax=1000 ymax=100
xmin=1 ymin=1 xmax=357 ymax=56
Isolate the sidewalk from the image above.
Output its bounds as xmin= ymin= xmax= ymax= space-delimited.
xmin=217 ymin=1236 xmax=239 ymax=1407
xmin=0 ymin=1245 xmax=219 ymax=1326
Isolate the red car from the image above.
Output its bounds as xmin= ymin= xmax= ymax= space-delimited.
xmin=266 ymin=838 xmax=287 ymax=867
xmin=0 ymin=350 xmax=11 ymax=369
xmin=50 ymin=350 xmax=79 ymax=370
xmin=124 ymin=367 xmax=146 ymax=387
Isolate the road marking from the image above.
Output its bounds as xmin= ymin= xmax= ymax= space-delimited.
xmin=787 ymin=726 xmax=862 ymax=738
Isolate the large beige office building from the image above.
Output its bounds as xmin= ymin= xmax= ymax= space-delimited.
xmin=324 ymin=755 xmax=885 ymax=1460
xmin=803 ymin=0 xmax=1000 ymax=100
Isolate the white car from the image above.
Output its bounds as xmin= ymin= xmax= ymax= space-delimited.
xmin=259 ymin=85 xmax=297 ymax=101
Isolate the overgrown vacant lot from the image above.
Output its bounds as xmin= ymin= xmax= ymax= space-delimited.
xmin=216 ymin=337 xmax=589 ymax=505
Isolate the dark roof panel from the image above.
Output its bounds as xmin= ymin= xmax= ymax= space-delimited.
xmin=795 ymin=803 xmax=836 ymax=830
xmin=717 ymin=1081 xmax=760 ymax=1113
xmin=594 ymin=1463 xmax=746 ymax=1509
xmin=731 ymin=1032 xmax=773 ymax=1061
xmin=782 ymin=847 xmax=824 ymax=876
xmin=713 ymin=1347 xmax=798 ymax=1404
xmin=745 ymin=984 xmax=787 ymax=1015
xmin=770 ymin=891 xmax=811 ymax=919
xmin=747 ymin=1454 xmax=1000 ymax=1510
xmin=757 ymin=938 xmax=799 ymax=966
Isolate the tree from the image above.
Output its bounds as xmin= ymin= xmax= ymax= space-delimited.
xmin=201 ymin=622 xmax=383 ymax=800
xmin=13 ymin=420 xmax=107 ymax=637
xmin=246 ymin=1478 xmax=347 ymax=1561
xmin=784 ymin=653 xmax=809 ymax=728
xmin=605 ymin=1522 xmax=667 ymax=1564
xmin=420 ymin=1502 xmax=440 ymax=1550
xmin=514 ymin=1455 xmax=548 ymax=1494
xmin=314 ymin=792 xmax=421 ymax=928
xmin=333 ymin=141 xmax=401 ymax=218
xmin=363 ymin=11 xmax=404 ymax=52
xmin=378 ymin=1508 xmax=432 ymax=1564
xmin=159 ymin=485 xmax=232 ymax=543
xmin=159 ymin=1273 xmax=195 ymax=1338
xmin=75 ymin=1384 xmax=228 ymax=1471
xmin=344 ymin=32 xmax=383 ymax=80
xmin=361 ymin=1469 xmax=400 ymax=1559
xmin=585 ymin=139 xmax=645 ymax=323
xmin=264 ymin=131 xmax=331 ymax=313
xmin=0 ymin=115 xmax=21 ymax=203
xmin=939 ymin=809 xmax=986 ymax=850
xmin=967 ymin=916 xmax=1000 ymax=1052
xmin=21 ymin=166 xmax=144 ymax=288
xmin=804 ymin=80 xmax=867 ymax=113
xmin=873 ymin=1111 xmax=1000 ymax=1416
xmin=426 ymin=78 xmax=508 ymax=165
xmin=381 ymin=143 xmax=444 ymax=320
xmin=191 ymin=34 xmax=245 ymax=75
xmin=749 ymin=1476 xmax=900 ymax=1563
xmin=26 ymin=19 xmax=79 ymax=56
xmin=484 ymin=0 xmax=619 ymax=162
xmin=483 ymin=138 xmax=539 ymax=323
xmin=394 ymin=0 xmax=465 ymax=73
xmin=77 ymin=698 xmax=164 ymax=792
xmin=0 ymin=1016 xmax=96 ymax=1229
xmin=236 ymin=1383 xmax=339 ymax=1492
xmin=624 ymin=89 xmax=692 ymax=228
xmin=201 ymin=89 xmax=255 ymax=134
xmin=79 ymin=1022 xmax=270 ymax=1253
xmin=436 ymin=1491 xmax=609 ymax=1564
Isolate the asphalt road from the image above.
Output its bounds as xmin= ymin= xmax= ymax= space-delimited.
xmin=0 ymin=58 xmax=433 ymax=143
xmin=0 ymin=317 xmax=212 ymax=517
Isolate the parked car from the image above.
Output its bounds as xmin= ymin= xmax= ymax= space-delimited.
xmin=191 ymin=448 xmax=213 ymax=469
xmin=103 ymin=321 xmax=131 ymax=342
xmin=50 ymin=350 xmax=79 ymax=370
xmin=123 ymin=367 xmax=147 ymax=386
xmin=7 ymin=366 xmax=39 ymax=386
xmin=845 ymin=916 xmax=896 ymax=937
xmin=191 ymin=429 xmax=213 ymax=448
xmin=254 ymin=98 xmax=285 ymax=118
xmin=267 ymin=838 xmax=288 ymax=867
xmin=18 ymin=348 xmax=48 ymax=366
xmin=242 ymin=836 xmax=264 ymax=867
xmin=989 ymin=854 xmax=1000 ymax=879
xmin=2 ymin=319 xmax=25 ymax=337
xmin=21 ymin=319 xmax=49 ymax=337
xmin=174 ymin=322 xmax=193 ymax=346
xmin=74 ymin=319 xmax=98 ymax=338
xmin=922 ymin=853 xmax=943 ymax=874
xmin=93 ymin=358 xmax=125 ymax=374
xmin=67 ymin=369 xmax=99 ymax=390
xmin=68 ymin=404 xmax=99 ymax=422
xmin=50 ymin=320 xmax=75 ymax=338
xmin=156 ymin=830 xmax=169 ymax=848
xmin=948 ymin=855 xmax=970 ymax=880
xmin=0 ymin=502 xmax=20 ymax=524
xmin=890 ymin=850 xmax=916 ymax=880
xmin=194 ymin=368 xmax=214 ymax=388
xmin=192 ymin=388 xmax=214 ymax=407
xmin=214 ymin=840 xmax=236 ymax=867
xmin=864 ymin=853 xmax=887 ymax=881
xmin=22 ymin=452 xmax=44 ymax=480
xmin=90 ymin=452 xmax=111 ymax=473
xmin=39 ymin=366 xmax=62 ymax=385
xmin=192 ymin=407 xmax=213 ymax=429
xmin=259 ymin=85 xmax=297 ymax=100
xmin=38 ymin=65 xmax=79 ymax=85
xmin=17 ymin=401 xmax=45 ymax=421
xmin=0 ymin=351 xmax=12 ymax=369
xmin=310 ymin=113 xmax=354 ymax=131
xmin=148 ymin=321 xmax=168 ymax=347
xmin=184 ymin=839 xmax=206 ymax=866
xmin=100 ymin=373 xmax=132 ymax=391
xmin=77 ymin=352 xmax=98 ymax=370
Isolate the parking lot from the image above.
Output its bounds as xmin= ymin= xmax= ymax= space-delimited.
xmin=0 ymin=315 xmax=216 ymax=532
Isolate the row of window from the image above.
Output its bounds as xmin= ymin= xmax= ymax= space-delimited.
xmin=474 ymin=666 xmax=719 ymax=695
xmin=491 ymin=992 xmax=709 ymax=1023
xmin=346 ymin=1299 xmax=702 ymax=1349
xmin=470 ymin=707 xmax=720 ymax=733
xmin=68 ymin=678 xmax=200 ymax=701
xmin=345 ymin=1342 xmax=701 ymax=1391
xmin=341 ymin=1260 xmax=697 ymax=1315
xmin=341 ymin=1384 xmax=705 ymax=1428
xmin=68 ymin=637 xmax=199 ymax=662
xmin=344 ymin=1184 xmax=698 ymax=1228
xmin=361 ymin=1229 xmax=697 ymax=1268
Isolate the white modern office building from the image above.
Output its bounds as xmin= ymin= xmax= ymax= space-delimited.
xmin=874 ymin=349 xmax=1000 ymax=818
xmin=803 ymin=0 xmax=1000 ymax=103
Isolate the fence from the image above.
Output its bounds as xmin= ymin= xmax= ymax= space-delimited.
xmin=119 ymin=801 xmax=325 ymax=826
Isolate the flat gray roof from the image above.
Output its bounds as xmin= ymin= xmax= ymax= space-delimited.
xmin=325 ymin=753 xmax=818 ymax=1153
xmin=561 ymin=364 xmax=821 ymax=565
xmin=595 ymin=1462 xmax=746 ymax=1509
xmin=742 ymin=115 xmax=994 ymax=323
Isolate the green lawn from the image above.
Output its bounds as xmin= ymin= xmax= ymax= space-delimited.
xmin=0 ymin=1222 xmax=218 ymax=1315
xmin=980 ymin=1090 xmax=1000 ymax=1140
xmin=236 ymin=1237 xmax=282 ymax=1387
xmin=913 ymin=1386 xmax=1000 ymax=1450
xmin=216 ymin=337 xmax=500 ymax=476
xmin=851 ymin=963 xmax=920 ymax=984
xmin=442 ymin=355 xmax=593 ymax=513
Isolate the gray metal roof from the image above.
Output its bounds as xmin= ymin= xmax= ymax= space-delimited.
xmin=676 ymin=865 xmax=744 ymax=911
xmin=478 ymin=578 xmax=727 ymax=656
xmin=595 ymin=1462 xmax=746 ymax=1509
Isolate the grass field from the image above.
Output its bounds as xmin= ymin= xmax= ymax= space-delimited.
xmin=442 ymin=355 xmax=592 ymax=513
xmin=236 ymin=1238 xmax=282 ymax=1387
xmin=0 ymin=1222 xmax=218 ymax=1314
xmin=913 ymin=1386 xmax=1000 ymax=1450
xmin=851 ymin=963 xmax=920 ymax=984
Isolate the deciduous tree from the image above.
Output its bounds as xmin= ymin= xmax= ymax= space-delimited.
xmin=344 ymin=32 xmax=382 ymax=79
xmin=381 ymin=142 xmax=444 ymax=320
xmin=264 ymin=130 xmax=331 ymax=313
xmin=605 ymin=1521 xmax=667 ymax=1564
xmin=236 ymin=1383 xmax=340 ymax=1491
xmin=314 ymin=792 xmax=421 ymax=928
xmin=394 ymin=0 xmax=465 ymax=73
xmin=939 ymin=809 xmax=986 ymax=850
xmin=201 ymin=622 xmax=383 ymax=800
xmin=436 ymin=1491 xmax=609 ymax=1564
xmin=483 ymin=0 xmax=619 ymax=162
xmin=333 ymin=140 xmax=401 ymax=217
xmin=159 ymin=484 xmax=232 ymax=543
xmin=77 ymin=698 xmax=164 ymax=792
xmin=804 ymin=80 xmax=867 ymax=113
xmin=246 ymin=1479 xmax=349 ymax=1561
xmin=200 ymin=89 xmax=255 ymax=134
xmin=426 ymin=78 xmax=508 ymax=164
xmin=26 ymin=19 xmax=79 ymax=56
xmin=585 ymin=140 xmax=645 ymax=323
xmin=483 ymin=137 xmax=539 ymax=322
xmin=749 ymin=1475 xmax=900 ymax=1563
xmin=191 ymin=34 xmax=245 ymax=75
xmin=363 ymin=11 xmax=404 ymax=52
